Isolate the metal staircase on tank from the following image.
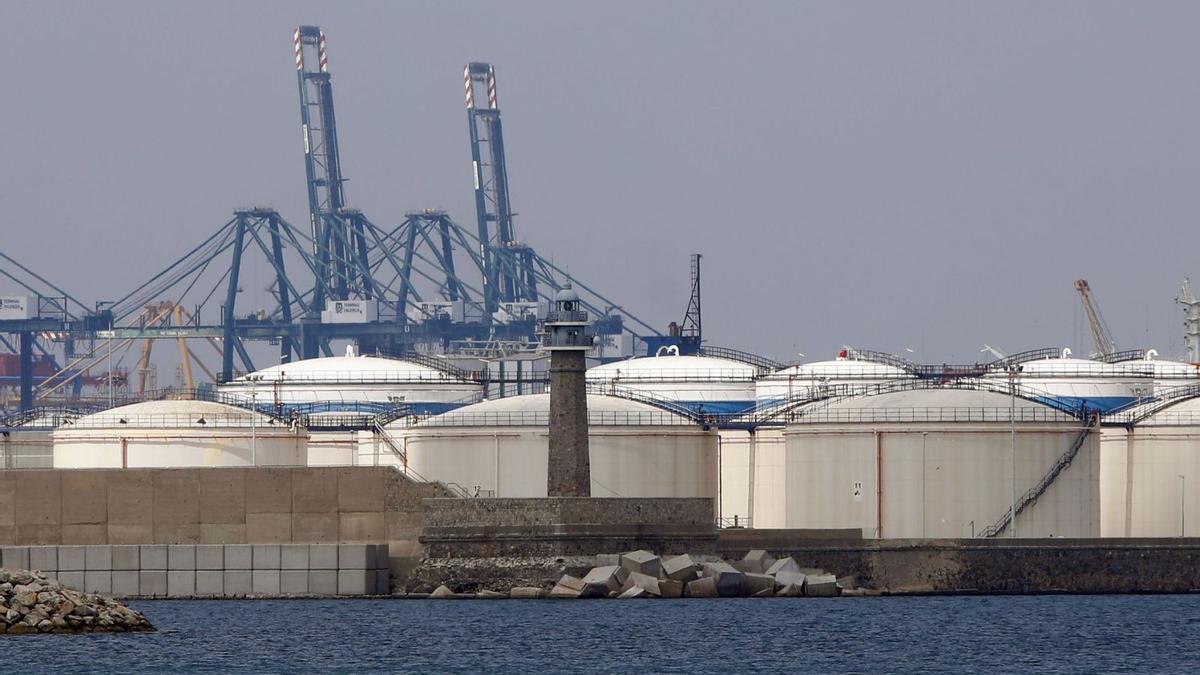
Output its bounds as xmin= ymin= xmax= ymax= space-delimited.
xmin=977 ymin=413 xmax=1099 ymax=538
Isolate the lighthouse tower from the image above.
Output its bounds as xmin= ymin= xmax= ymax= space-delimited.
xmin=540 ymin=285 xmax=593 ymax=497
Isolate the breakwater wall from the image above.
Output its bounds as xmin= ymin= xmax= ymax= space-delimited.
xmin=0 ymin=543 xmax=390 ymax=598
xmin=717 ymin=535 xmax=1200 ymax=593
xmin=0 ymin=466 xmax=450 ymax=580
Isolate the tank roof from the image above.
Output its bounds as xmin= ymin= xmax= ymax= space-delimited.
xmin=791 ymin=387 xmax=1077 ymax=424
xmin=233 ymin=354 xmax=464 ymax=383
xmin=399 ymin=392 xmax=696 ymax=428
xmin=587 ymin=354 xmax=756 ymax=381
xmin=60 ymin=399 xmax=279 ymax=430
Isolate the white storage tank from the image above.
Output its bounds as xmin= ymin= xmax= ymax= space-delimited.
xmin=52 ymin=399 xmax=306 ymax=468
xmin=1100 ymin=392 xmax=1200 ymax=537
xmin=756 ymin=386 xmax=1100 ymax=537
xmin=756 ymin=350 xmax=916 ymax=409
xmin=387 ymin=392 xmax=717 ymax=501
xmin=219 ymin=347 xmax=484 ymax=415
xmin=0 ymin=409 xmax=75 ymax=469
xmin=988 ymin=348 xmax=1153 ymax=413
xmin=585 ymin=349 xmax=757 ymax=415
xmin=1126 ymin=350 xmax=1200 ymax=394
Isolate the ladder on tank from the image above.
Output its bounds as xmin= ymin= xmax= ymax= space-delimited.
xmin=977 ymin=413 xmax=1098 ymax=538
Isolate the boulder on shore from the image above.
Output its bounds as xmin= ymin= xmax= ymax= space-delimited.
xmin=0 ymin=569 xmax=154 ymax=634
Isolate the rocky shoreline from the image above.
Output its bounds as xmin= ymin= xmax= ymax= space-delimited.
xmin=0 ymin=569 xmax=154 ymax=634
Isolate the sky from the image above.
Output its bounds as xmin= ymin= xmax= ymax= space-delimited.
xmin=5 ymin=1 xmax=1200 ymax=367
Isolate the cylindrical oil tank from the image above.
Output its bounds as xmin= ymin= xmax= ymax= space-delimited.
xmin=52 ymin=399 xmax=306 ymax=468
xmin=758 ymin=387 xmax=1100 ymax=537
xmin=1131 ymin=350 xmax=1200 ymax=394
xmin=1 ymin=409 xmax=75 ymax=469
xmin=1100 ymin=394 xmax=1200 ymax=537
xmin=219 ymin=350 xmax=483 ymax=415
xmin=755 ymin=352 xmax=915 ymax=409
xmin=388 ymin=393 xmax=717 ymax=501
xmin=586 ymin=353 xmax=757 ymax=415
xmin=987 ymin=348 xmax=1153 ymax=413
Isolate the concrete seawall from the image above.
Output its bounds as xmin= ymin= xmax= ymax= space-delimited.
xmin=0 ymin=466 xmax=451 ymax=583
xmin=0 ymin=543 xmax=389 ymax=598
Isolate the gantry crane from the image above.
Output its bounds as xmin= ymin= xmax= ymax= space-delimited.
xmin=294 ymin=26 xmax=375 ymax=311
xmin=464 ymin=63 xmax=538 ymax=313
xmin=1074 ymin=279 xmax=1116 ymax=357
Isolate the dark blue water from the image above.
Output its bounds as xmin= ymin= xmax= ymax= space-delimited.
xmin=7 ymin=595 xmax=1199 ymax=673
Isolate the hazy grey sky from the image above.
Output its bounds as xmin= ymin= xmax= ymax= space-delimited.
xmin=6 ymin=1 xmax=1200 ymax=363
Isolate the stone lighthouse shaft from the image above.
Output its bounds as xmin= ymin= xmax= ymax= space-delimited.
xmin=541 ymin=285 xmax=592 ymax=497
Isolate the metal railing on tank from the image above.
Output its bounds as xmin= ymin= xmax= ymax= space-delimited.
xmin=697 ymin=345 xmax=783 ymax=375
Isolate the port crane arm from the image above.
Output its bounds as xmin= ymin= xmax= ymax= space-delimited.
xmin=1074 ymin=279 xmax=1116 ymax=357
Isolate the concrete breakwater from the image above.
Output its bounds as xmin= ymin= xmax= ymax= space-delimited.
xmin=0 ymin=544 xmax=390 ymax=598
xmin=414 ymin=548 xmax=850 ymax=599
xmin=0 ymin=569 xmax=153 ymax=634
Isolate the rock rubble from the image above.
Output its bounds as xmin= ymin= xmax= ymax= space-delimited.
xmin=0 ymin=569 xmax=154 ymax=634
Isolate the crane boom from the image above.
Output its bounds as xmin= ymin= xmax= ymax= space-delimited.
xmin=1177 ymin=278 xmax=1200 ymax=362
xmin=1074 ymin=279 xmax=1116 ymax=356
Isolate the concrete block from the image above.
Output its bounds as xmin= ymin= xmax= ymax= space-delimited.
xmin=509 ymin=587 xmax=545 ymax=599
xmin=594 ymin=553 xmax=620 ymax=567
xmin=140 ymin=545 xmax=167 ymax=570
xmin=754 ymin=587 xmax=775 ymax=597
xmin=619 ymin=550 xmax=662 ymax=578
xmin=373 ymin=543 xmax=389 ymax=569
xmin=775 ymin=571 xmax=806 ymax=590
xmin=291 ymin=469 xmax=338 ymax=513
xmin=168 ymin=571 xmax=196 ymax=597
xmin=111 ymin=545 xmax=139 ymax=571
xmin=56 ymin=570 xmax=85 ymax=591
xmin=582 ymin=565 xmax=628 ymax=596
xmin=280 ymin=570 xmax=308 ymax=595
xmin=168 ymin=545 xmax=196 ymax=570
xmin=252 ymin=570 xmax=281 ymax=596
xmin=741 ymin=573 xmax=775 ymax=597
xmin=617 ymin=586 xmax=649 ymax=599
xmin=620 ymin=572 xmax=662 ymax=597
xmin=684 ymin=576 xmax=719 ymax=598
xmin=702 ymin=562 xmax=743 ymax=597
xmin=280 ymin=544 xmax=309 ymax=570
xmin=309 ymin=544 xmax=338 ymax=570
xmin=85 ymin=545 xmax=112 ymax=571
xmin=549 ymin=584 xmax=583 ymax=599
xmin=805 ymin=574 xmax=840 ymax=597
xmin=28 ymin=546 xmax=55 ymax=572
xmin=253 ymin=545 xmax=281 ymax=570
xmin=765 ymin=556 xmax=801 ymax=577
xmin=776 ymin=582 xmax=804 ymax=597
xmin=196 ymin=570 xmax=224 ymax=596
xmin=662 ymin=554 xmax=700 ymax=582
xmin=2 ymin=546 xmax=30 ymax=570
xmin=741 ymin=550 xmax=775 ymax=575
xmin=112 ymin=571 xmax=139 ymax=597
xmin=374 ymin=569 xmax=391 ymax=595
xmin=138 ymin=571 xmax=167 ymax=597
xmin=195 ymin=545 xmax=224 ymax=571
xmin=837 ymin=575 xmax=857 ymax=591
xmin=224 ymin=544 xmax=252 ymax=570
xmin=223 ymin=570 xmax=252 ymax=596
xmin=660 ymin=579 xmax=683 ymax=598
xmin=58 ymin=545 xmax=85 ymax=571
xmin=61 ymin=471 xmax=107 ymax=525
xmin=337 ymin=569 xmax=370 ymax=596
xmin=430 ymin=585 xmax=453 ymax=598
xmin=84 ymin=571 xmax=111 ymax=594
xmin=338 ymin=544 xmax=370 ymax=570
xmin=308 ymin=570 xmax=337 ymax=596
